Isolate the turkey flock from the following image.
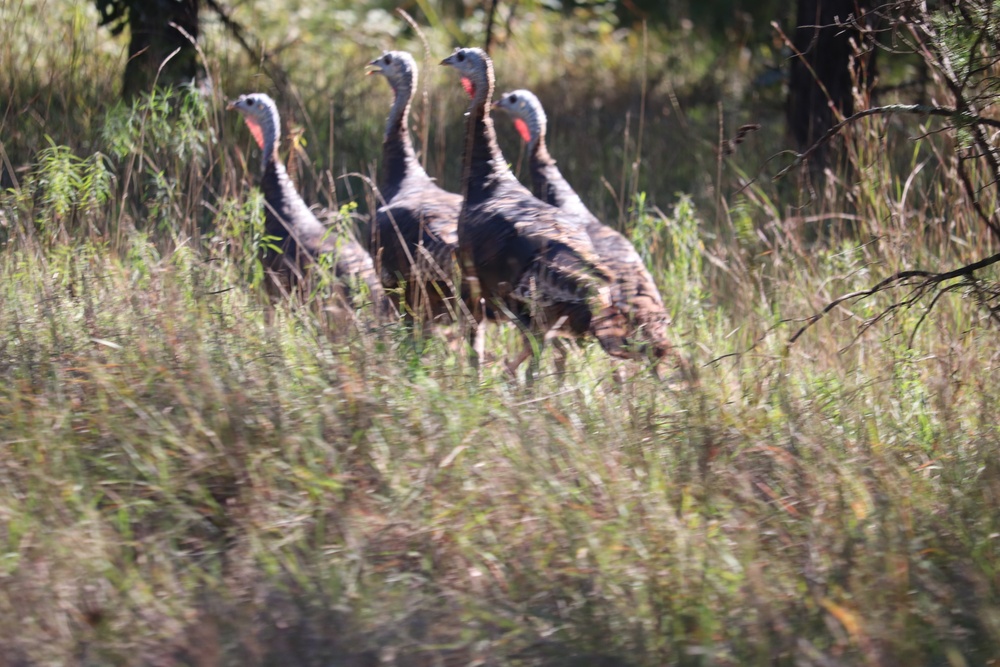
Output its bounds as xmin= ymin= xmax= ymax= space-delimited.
xmin=229 ymin=47 xmax=690 ymax=381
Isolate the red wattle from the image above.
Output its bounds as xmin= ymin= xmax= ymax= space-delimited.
xmin=461 ymin=77 xmax=475 ymax=99
xmin=513 ymin=118 xmax=532 ymax=144
xmin=243 ymin=118 xmax=266 ymax=150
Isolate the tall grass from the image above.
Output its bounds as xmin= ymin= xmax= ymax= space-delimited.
xmin=2 ymin=2 xmax=1000 ymax=665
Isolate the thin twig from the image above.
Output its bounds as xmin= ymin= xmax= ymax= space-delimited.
xmin=775 ymin=103 xmax=1000 ymax=181
xmin=204 ymin=0 xmax=291 ymax=94
xmin=205 ymin=0 xmax=317 ymax=145
xmin=484 ymin=0 xmax=500 ymax=54
xmin=955 ymin=156 xmax=1000 ymax=240
xmin=789 ymin=249 xmax=1000 ymax=344
xmin=908 ymin=281 xmax=967 ymax=348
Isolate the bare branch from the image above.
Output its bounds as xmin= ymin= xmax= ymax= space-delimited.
xmin=955 ymin=157 xmax=1000 ymax=240
xmin=484 ymin=0 xmax=500 ymax=54
xmin=205 ymin=0 xmax=320 ymax=161
xmin=775 ymin=104 xmax=1000 ymax=181
xmin=789 ymin=250 xmax=1000 ymax=344
xmin=908 ymin=281 xmax=968 ymax=348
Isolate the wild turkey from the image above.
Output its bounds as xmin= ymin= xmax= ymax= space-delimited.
xmin=493 ymin=89 xmax=679 ymax=365
xmin=367 ymin=51 xmax=462 ymax=322
xmin=440 ymin=47 xmax=631 ymax=373
xmin=228 ymin=93 xmax=392 ymax=317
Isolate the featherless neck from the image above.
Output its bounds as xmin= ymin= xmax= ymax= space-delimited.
xmin=259 ymin=158 xmax=296 ymax=238
xmin=529 ymin=141 xmax=559 ymax=202
xmin=526 ymin=134 xmax=587 ymax=214
xmin=381 ymin=81 xmax=421 ymax=197
xmin=531 ymin=137 xmax=555 ymax=169
xmin=263 ymin=141 xmax=279 ymax=174
xmin=525 ymin=111 xmax=546 ymax=156
xmin=532 ymin=150 xmax=588 ymax=216
xmin=262 ymin=153 xmax=289 ymax=182
xmin=462 ymin=93 xmax=510 ymax=202
xmin=256 ymin=108 xmax=282 ymax=176
xmin=385 ymin=80 xmax=414 ymax=141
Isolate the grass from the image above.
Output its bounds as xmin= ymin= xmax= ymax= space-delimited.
xmin=3 ymin=1 xmax=1000 ymax=665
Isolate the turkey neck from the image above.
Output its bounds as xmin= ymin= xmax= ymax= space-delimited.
xmin=461 ymin=74 xmax=508 ymax=206
xmin=380 ymin=79 xmax=421 ymax=201
xmin=260 ymin=156 xmax=303 ymax=242
xmin=528 ymin=136 xmax=562 ymax=206
xmin=527 ymin=127 xmax=589 ymax=218
xmin=255 ymin=117 xmax=294 ymax=242
xmin=250 ymin=106 xmax=280 ymax=179
xmin=257 ymin=125 xmax=325 ymax=252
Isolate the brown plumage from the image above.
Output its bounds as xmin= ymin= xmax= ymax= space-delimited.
xmin=494 ymin=89 xmax=679 ymax=363
xmin=228 ymin=93 xmax=393 ymax=317
xmin=440 ymin=48 xmax=630 ymax=369
xmin=368 ymin=51 xmax=462 ymax=322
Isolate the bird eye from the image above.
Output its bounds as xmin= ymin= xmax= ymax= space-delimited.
xmin=246 ymin=96 xmax=255 ymax=106
xmin=457 ymin=51 xmax=465 ymax=62
xmin=384 ymin=54 xmax=393 ymax=65
xmin=509 ymin=94 xmax=518 ymax=103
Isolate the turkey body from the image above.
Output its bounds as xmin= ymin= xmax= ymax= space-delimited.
xmin=442 ymin=49 xmax=629 ymax=362
xmin=229 ymin=93 xmax=392 ymax=317
xmin=496 ymin=89 xmax=676 ymax=361
xmin=369 ymin=51 xmax=461 ymax=322
xmin=461 ymin=175 xmax=611 ymax=338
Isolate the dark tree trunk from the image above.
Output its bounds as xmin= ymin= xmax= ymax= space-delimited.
xmin=787 ymin=0 xmax=877 ymax=156
xmin=97 ymin=0 xmax=200 ymax=99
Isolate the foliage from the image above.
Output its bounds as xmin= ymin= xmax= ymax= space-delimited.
xmin=102 ymin=89 xmax=211 ymax=163
xmin=212 ymin=189 xmax=278 ymax=290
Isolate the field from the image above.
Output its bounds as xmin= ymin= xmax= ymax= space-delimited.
xmin=2 ymin=1 xmax=1000 ymax=665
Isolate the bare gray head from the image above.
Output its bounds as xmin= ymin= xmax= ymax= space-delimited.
xmin=493 ymin=89 xmax=547 ymax=148
xmin=440 ymin=47 xmax=494 ymax=107
xmin=227 ymin=93 xmax=281 ymax=167
xmin=367 ymin=50 xmax=418 ymax=92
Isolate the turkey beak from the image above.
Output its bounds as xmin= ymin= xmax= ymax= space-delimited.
xmin=440 ymin=55 xmax=454 ymax=67
xmin=365 ymin=60 xmax=381 ymax=76
xmin=225 ymin=100 xmax=237 ymax=111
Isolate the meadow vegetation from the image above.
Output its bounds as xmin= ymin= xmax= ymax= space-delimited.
xmin=2 ymin=1 xmax=1000 ymax=665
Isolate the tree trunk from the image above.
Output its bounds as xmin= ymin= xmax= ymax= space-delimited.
xmin=121 ymin=0 xmax=200 ymax=99
xmin=787 ymin=0 xmax=877 ymax=157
